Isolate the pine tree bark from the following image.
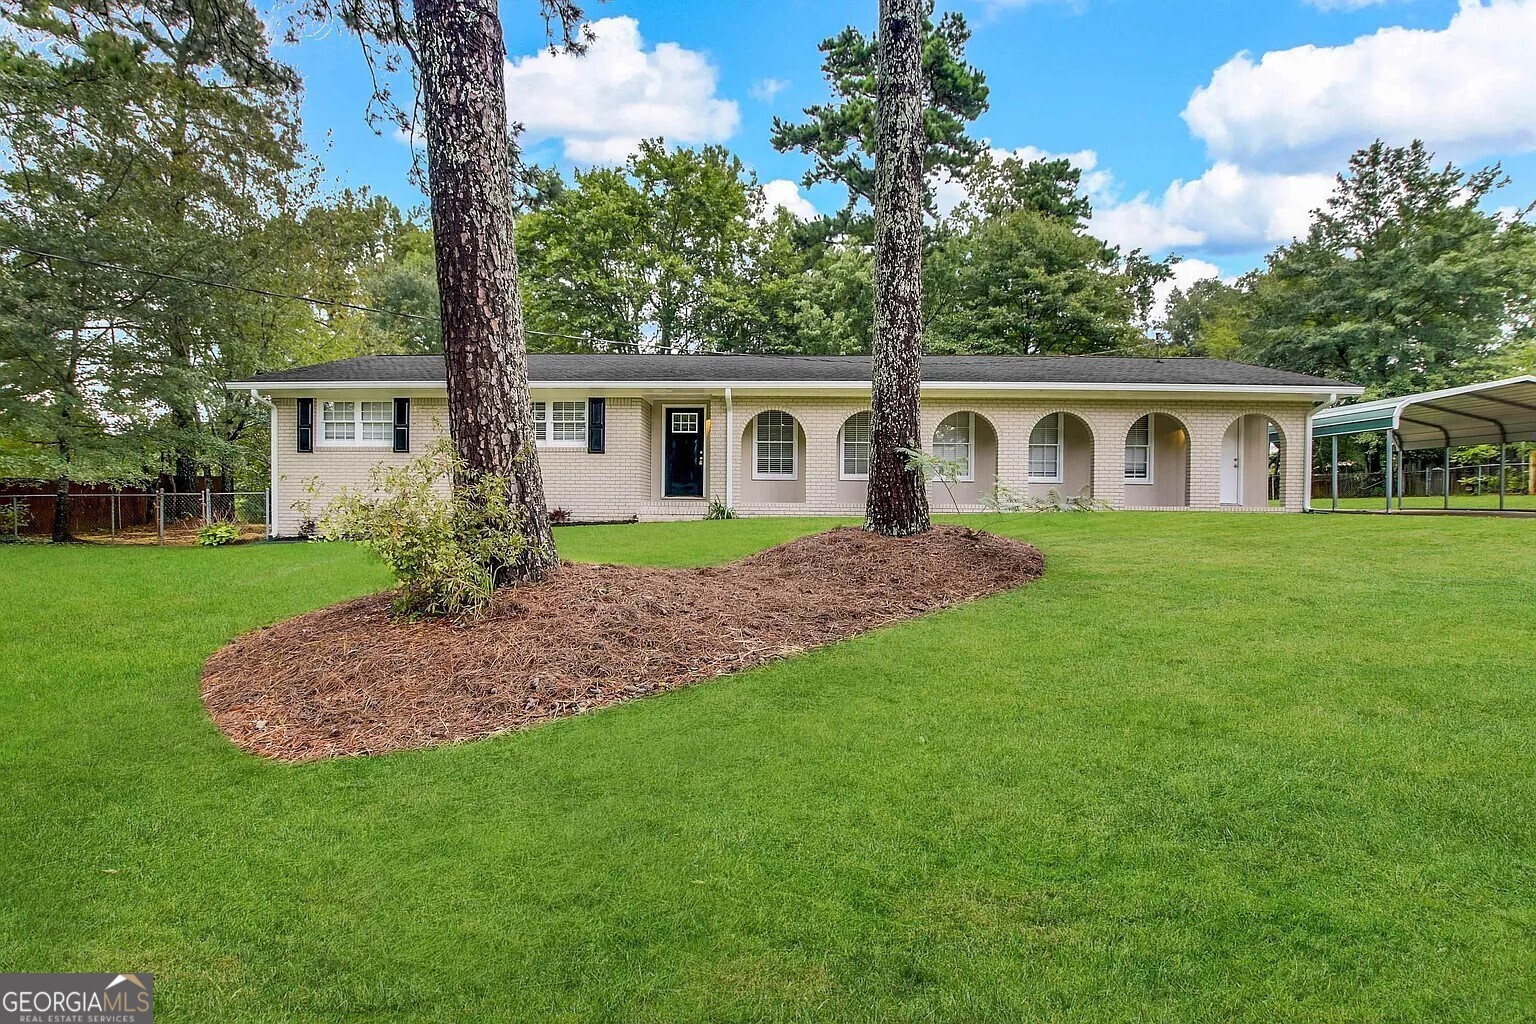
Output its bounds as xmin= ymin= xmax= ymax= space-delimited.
xmin=865 ymin=0 xmax=931 ymax=537
xmin=416 ymin=0 xmax=557 ymax=584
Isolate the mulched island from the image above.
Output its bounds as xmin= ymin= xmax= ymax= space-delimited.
xmin=203 ymin=526 xmax=1044 ymax=761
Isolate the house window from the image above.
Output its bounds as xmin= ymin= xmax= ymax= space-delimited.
xmin=933 ymin=412 xmax=975 ymax=482
xmin=754 ymin=411 xmax=797 ymax=479
xmin=1125 ymin=414 xmax=1154 ymax=482
xmin=319 ymin=401 xmax=392 ymax=447
xmin=671 ymin=411 xmax=700 ymax=434
xmin=531 ymin=400 xmax=586 ymax=446
xmin=321 ymin=401 xmax=355 ymax=442
xmin=840 ymin=411 xmax=872 ymax=479
xmin=360 ymin=401 xmax=392 ymax=443
xmin=1029 ymin=413 xmax=1063 ymax=482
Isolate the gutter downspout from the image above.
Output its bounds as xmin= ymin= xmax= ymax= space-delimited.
xmin=724 ymin=387 xmax=735 ymax=510
xmin=1303 ymin=392 xmax=1340 ymax=513
xmin=251 ymin=388 xmax=277 ymax=538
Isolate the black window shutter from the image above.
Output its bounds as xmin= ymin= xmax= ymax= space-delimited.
xmin=587 ymin=397 xmax=606 ymax=454
xmin=296 ymin=397 xmax=313 ymax=453
xmin=393 ymin=398 xmax=411 ymax=453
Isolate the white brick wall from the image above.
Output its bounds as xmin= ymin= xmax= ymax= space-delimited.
xmin=268 ymin=389 xmax=1316 ymax=534
xmin=271 ymin=396 xmax=452 ymax=536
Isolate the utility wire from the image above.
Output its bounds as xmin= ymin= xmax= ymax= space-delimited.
xmin=0 ymin=243 xmax=642 ymax=351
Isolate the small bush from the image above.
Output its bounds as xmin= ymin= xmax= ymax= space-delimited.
xmin=549 ymin=507 xmax=573 ymax=524
xmin=901 ymin=448 xmax=970 ymax=513
xmin=983 ymin=483 xmax=1111 ymax=513
xmin=317 ymin=441 xmax=531 ymax=620
xmin=197 ymin=522 xmax=241 ymax=547
xmin=705 ymin=496 xmax=737 ymax=520
xmin=0 ymin=501 xmax=28 ymax=542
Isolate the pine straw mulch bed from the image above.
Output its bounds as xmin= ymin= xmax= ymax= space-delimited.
xmin=202 ymin=526 xmax=1044 ymax=761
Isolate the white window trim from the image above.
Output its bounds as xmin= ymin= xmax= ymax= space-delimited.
xmin=933 ymin=412 xmax=976 ymax=483
xmin=839 ymin=411 xmax=873 ymax=481
xmin=1125 ymin=413 xmax=1156 ymax=485
xmin=316 ymin=399 xmax=393 ymax=449
xmin=752 ymin=411 xmax=798 ymax=481
xmin=531 ymin=399 xmax=587 ymax=448
xmin=1028 ymin=412 xmax=1064 ymax=484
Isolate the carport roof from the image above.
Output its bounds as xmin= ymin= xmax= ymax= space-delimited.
xmin=1312 ymin=376 xmax=1536 ymax=449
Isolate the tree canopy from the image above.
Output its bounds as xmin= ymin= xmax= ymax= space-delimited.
xmin=1160 ymin=141 xmax=1536 ymax=397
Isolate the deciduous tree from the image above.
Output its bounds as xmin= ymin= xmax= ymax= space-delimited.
xmin=1244 ymin=140 xmax=1536 ymax=396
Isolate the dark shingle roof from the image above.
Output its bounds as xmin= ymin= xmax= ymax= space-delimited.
xmin=239 ymin=353 xmax=1355 ymax=389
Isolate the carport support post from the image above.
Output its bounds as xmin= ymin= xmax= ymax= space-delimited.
xmin=1444 ymin=447 xmax=1450 ymax=511
xmin=1384 ymin=432 xmax=1393 ymax=513
xmin=1395 ymin=432 xmax=1405 ymax=510
xmin=1331 ymin=437 xmax=1339 ymax=511
xmin=1499 ymin=443 xmax=1506 ymax=511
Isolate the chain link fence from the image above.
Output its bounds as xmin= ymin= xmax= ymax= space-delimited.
xmin=3 ymin=490 xmax=270 ymax=544
xmin=1312 ymin=460 xmax=1536 ymax=509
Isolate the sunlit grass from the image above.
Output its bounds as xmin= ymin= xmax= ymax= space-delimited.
xmin=3 ymin=513 xmax=1533 ymax=1022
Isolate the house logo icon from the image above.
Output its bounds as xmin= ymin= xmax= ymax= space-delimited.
xmin=2 ymin=972 xmax=154 ymax=1023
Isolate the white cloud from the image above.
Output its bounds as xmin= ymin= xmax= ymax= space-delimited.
xmin=503 ymin=16 xmax=740 ymax=164
xmin=1184 ymin=0 xmax=1536 ymax=172
xmin=931 ymin=143 xmax=1331 ymax=254
xmin=1091 ymin=163 xmax=1335 ymax=253
xmin=751 ymin=78 xmax=789 ymax=103
xmin=761 ymin=179 xmax=818 ymax=220
xmin=931 ymin=144 xmax=1113 ymax=216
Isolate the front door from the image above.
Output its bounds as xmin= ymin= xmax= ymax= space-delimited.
xmin=1221 ymin=419 xmax=1242 ymax=505
xmin=664 ymin=407 xmax=706 ymax=498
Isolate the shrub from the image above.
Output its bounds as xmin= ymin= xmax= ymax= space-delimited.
xmin=983 ymin=483 xmax=1111 ymax=513
xmin=197 ymin=522 xmax=241 ymax=547
xmin=0 ymin=501 xmax=28 ymax=543
xmin=317 ymin=441 xmax=530 ymax=620
xmin=549 ymin=507 xmax=573 ymax=525
xmin=705 ymin=496 xmax=737 ymax=520
xmin=901 ymin=448 xmax=970 ymax=513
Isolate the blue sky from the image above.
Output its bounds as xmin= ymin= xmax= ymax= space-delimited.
xmin=282 ymin=0 xmax=1536 ymax=293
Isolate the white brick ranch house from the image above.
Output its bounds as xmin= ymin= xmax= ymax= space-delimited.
xmin=234 ymin=353 xmax=1362 ymax=536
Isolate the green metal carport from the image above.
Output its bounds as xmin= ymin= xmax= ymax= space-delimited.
xmin=1311 ymin=376 xmax=1536 ymax=512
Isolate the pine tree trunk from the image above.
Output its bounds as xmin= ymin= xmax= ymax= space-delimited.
xmin=865 ymin=0 xmax=931 ymax=537
xmin=416 ymin=0 xmax=557 ymax=584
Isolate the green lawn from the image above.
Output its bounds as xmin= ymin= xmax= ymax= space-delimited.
xmin=1319 ymin=493 xmax=1536 ymax=511
xmin=2 ymin=514 xmax=1533 ymax=1022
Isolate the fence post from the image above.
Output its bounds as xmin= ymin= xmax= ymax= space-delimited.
xmin=110 ymin=486 xmax=117 ymax=539
xmin=202 ymin=485 xmax=211 ymax=525
xmin=156 ymin=489 xmax=164 ymax=546
xmin=10 ymin=496 xmax=18 ymax=540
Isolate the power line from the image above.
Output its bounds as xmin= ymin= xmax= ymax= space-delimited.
xmin=0 ymin=243 xmax=642 ymax=351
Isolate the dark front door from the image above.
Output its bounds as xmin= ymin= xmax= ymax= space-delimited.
xmin=664 ymin=406 xmax=706 ymax=498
